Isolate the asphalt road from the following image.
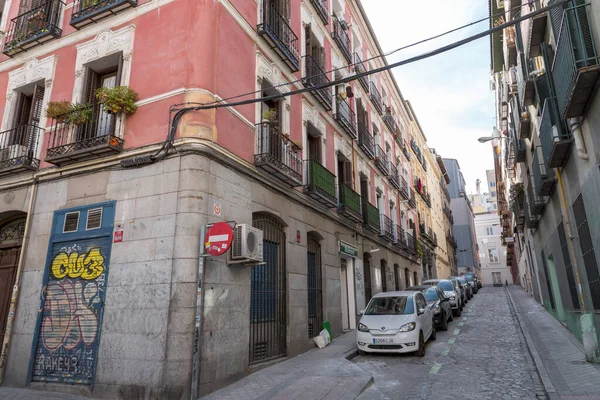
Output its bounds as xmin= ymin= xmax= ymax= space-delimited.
xmin=354 ymin=287 xmax=547 ymax=400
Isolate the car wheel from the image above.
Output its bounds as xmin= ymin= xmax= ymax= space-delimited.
xmin=416 ymin=332 xmax=425 ymax=357
xmin=430 ymin=327 xmax=437 ymax=341
xmin=441 ymin=314 xmax=448 ymax=331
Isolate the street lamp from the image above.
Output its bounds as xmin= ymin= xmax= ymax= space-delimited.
xmin=478 ymin=128 xmax=507 ymax=143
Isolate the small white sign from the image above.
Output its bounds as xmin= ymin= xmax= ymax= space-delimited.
xmin=212 ymin=202 xmax=222 ymax=217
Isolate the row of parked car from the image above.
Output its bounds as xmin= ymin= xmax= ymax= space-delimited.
xmin=357 ymin=273 xmax=482 ymax=357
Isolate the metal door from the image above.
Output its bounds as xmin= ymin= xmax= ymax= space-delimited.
xmin=307 ymin=236 xmax=322 ymax=338
xmin=250 ymin=215 xmax=287 ymax=364
xmin=363 ymin=253 xmax=372 ymax=303
xmin=0 ymin=248 xmax=20 ymax=347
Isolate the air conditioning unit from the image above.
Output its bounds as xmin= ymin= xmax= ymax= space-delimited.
xmin=229 ymin=224 xmax=263 ymax=263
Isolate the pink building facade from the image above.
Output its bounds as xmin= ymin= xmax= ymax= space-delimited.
xmin=0 ymin=0 xmax=436 ymax=397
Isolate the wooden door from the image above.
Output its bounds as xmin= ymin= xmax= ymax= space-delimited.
xmin=0 ymin=248 xmax=20 ymax=347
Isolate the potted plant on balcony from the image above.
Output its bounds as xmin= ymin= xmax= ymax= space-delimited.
xmin=96 ymin=86 xmax=139 ymax=115
xmin=262 ymin=108 xmax=277 ymax=124
xmin=46 ymin=101 xmax=73 ymax=123
xmin=66 ymin=103 xmax=93 ymax=126
xmin=416 ymin=240 xmax=423 ymax=258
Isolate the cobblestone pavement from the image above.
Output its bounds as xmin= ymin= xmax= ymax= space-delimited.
xmin=0 ymin=387 xmax=93 ymax=400
xmin=355 ymin=287 xmax=546 ymax=400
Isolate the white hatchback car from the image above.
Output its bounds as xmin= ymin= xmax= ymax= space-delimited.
xmin=356 ymin=291 xmax=435 ymax=357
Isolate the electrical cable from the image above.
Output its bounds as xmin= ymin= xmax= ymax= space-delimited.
xmin=154 ymin=0 xmax=569 ymax=161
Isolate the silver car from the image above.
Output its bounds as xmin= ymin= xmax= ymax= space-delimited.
xmin=452 ymin=276 xmax=472 ymax=300
xmin=424 ymin=279 xmax=462 ymax=317
xmin=449 ymin=278 xmax=466 ymax=310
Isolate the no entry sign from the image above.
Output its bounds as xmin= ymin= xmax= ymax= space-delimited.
xmin=205 ymin=222 xmax=234 ymax=256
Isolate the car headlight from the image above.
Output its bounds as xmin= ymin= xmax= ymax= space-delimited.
xmin=432 ymin=305 xmax=441 ymax=313
xmin=399 ymin=322 xmax=416 ymax=332
xmin=358 ymin=323 xmax=369 ymax=332
xmin=450 ymin=296 xmax=455 ymax=300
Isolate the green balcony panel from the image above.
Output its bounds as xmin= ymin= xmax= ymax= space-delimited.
xmin=364 ymin=202 xmax=380 ymax=233
xmin=539 ymin=97 xmax=572 ymax=168
xmin=304 ymin=159 xmax=337 ymax=208
xmin=339 ymin=184 xmax=362 ymax=223
xmin=532 ymin=146 xmax=556 ymax=198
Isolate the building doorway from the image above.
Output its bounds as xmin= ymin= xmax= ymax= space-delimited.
xmin=0 ymin=217 xmax=25 ymax=349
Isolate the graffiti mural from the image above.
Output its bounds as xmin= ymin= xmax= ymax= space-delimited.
xmin=30 ymin=202 xmax=114 ymax=385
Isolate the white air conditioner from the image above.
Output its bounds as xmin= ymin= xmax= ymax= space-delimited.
xmin=229 ymin=224 xmax=264 ymax=263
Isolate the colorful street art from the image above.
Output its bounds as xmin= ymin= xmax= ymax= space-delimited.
xmin=30 ymin=202 xmax=114 ymax=385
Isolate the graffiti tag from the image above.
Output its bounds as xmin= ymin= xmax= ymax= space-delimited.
xmin=51 ymin=248 xmax=105 ymax=280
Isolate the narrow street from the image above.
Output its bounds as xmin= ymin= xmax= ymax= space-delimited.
xmin=356 ymin=287 xmax=546 ymax=399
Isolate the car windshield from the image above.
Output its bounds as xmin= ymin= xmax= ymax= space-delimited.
xmin=365 ymin=296 xmax=415 ymax=315
xmin=438 ymin=281 xmax=454 ymax=291
xmin=464 ymin=274 xmax=474 ymax=281
xmin=422 ymin=288 xmax=439 ymax=302
xmin=457 ymin=277 xmax=467 ymax=284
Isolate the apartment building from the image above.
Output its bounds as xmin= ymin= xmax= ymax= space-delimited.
xmin=475 ymin=212 xmax=512 ymax=286
xmin=433 ymin=149 xmax=458 ymax=279
xmin=490 ymin=0 xmax=600 ymax=356
xmin=0 ymin=0 xmax=449 ymax=397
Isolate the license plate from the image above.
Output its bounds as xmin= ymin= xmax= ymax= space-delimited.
xmin=373 ymin=338 xmax=394 ymax=344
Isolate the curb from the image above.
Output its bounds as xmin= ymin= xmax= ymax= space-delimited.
xmin=505 ymin=287 xmax=557 ymax=399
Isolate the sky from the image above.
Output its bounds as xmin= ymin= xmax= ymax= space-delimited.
xmin=361 ymin=0 xmax=496 ymax=194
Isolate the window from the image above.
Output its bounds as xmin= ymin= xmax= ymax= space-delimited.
xmin=63 ymin=212 xmax=80 ymax=233
xmin=365 ymin=296 xmax=414 ymax=315
xmin=86 ymin=208 xmax=103 ymax=230
xmin=491 ymin=191 xmax=497 ymax=197
xmin=486 ymin=227 xmax=494 ymax=236
xmin=488 ymin=248 xmax=499 ymax=263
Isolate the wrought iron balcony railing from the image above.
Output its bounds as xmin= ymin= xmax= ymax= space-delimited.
xmin=71 ymin=0 xmax=137 ymax=29
xmin=3 ymin=0 xmax=63 ymax=56
xmin=516 ymin=55 xmax=535 ymax=108
xmin=527 ymin=179 xmax=546 ymax=216
xmin=374 ymin=144 xmax=389 ymax=174
xmin=525 ymin=0 xmax=547 ymax=58
xmin=309 ymin=0 xmax=328 ymax=25
xmin=379 ymin=214 xmax=394 ymax=241
xmin=525 ymin=198 xmax=540 ymax=229
xmin=354 ymin=53 xmax=370 ymax=92
xmin=254 ymin=122 xmax=302 ymax=186
xmin=383 ymin=114 xmax=399 ymax=135
xmin=363 ymin=202 xmax=380 ymax=234
xmin=532 ymin=146 xmax=556 ymax=198
xmin=0 ymin=124 xmax=42 ymax=175
xmin=539 ymin=97 xmax=572 ymax=168
xmin=395 ymin=225 xmax=407 ymax=249
xmin=357 ymin=123 xmax=375 ymax=159
xmin=257 ymin=0 xmax=301 ymax=72
xmin=46 ymin=103 xmax=124 ymax=166
xmin=408 ymin=189 xmax=416 ymax=208
xmin=302 ymin=55 xmax=333 ymax=111
xmin=511 ymin=96 xmax=531 ymax=140
xmin=399 ymin=176 xmax=409 ymax=199
xmin=338 ymin=183 xmax=362 ymax=223
xmin=332 ymin=19 xmax=351 ymax=63
xmin=388 ymin=162 xmax=400 ymax=189
xmin=334 ymin=98 xmax=356 ymax=139
xmin=513 ymin=136 xmax=526 ymax=163
xmin=406 ymin=232 xmax=416 ymax=254
xmin=552 ymin=3 xmax=600 ymax=119
xmin=304 ymin=159 xmax=337 ymax=208
xmin=401 ymin=139 xmax=411 ymax=160
xmin=369 ymin=81 xmax=383 ymax=115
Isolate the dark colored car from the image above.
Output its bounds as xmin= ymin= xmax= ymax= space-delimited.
xmin=463 ymin=273 xmax=479 ymax=294
xmin=406 ymin=285 xmax=452 ymax=331
xmin=452 ymin=276 xmax=472 ymax=300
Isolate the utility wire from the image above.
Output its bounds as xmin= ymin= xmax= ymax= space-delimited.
xmin=171 ymin=0 xmax=536 ymax=109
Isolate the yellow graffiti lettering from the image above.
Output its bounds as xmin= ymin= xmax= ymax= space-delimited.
xmin=50 ymin=248 xmax=105 ymax=280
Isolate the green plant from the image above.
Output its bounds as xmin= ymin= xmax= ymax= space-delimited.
xmin=46 ymin=101 xmax=73 ymax=121
xmin=96 ymin=86 xmax=139 ymax=115
xmin=66 ymin=103 xmax=93 ymax=125
xmin=262 ymin=108 xmax=277 ymax=122
xmin=416 ymin=240 xmax=423 ymax=258
xmin=80 ymin=0 xmax=101 ymax=8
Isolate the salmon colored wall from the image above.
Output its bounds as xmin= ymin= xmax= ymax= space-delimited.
xmin=325 ymin=124 xmax=335 ymax=172
xmin=229 ymin=0 xmax=257 ymax=28
xmin=215 ymin=109 xmax=254 ymax=163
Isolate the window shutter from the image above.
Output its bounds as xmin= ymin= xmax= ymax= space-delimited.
xmin=305 ymin=24 xmax=312 ymax=58
xmin=13 ymin=93 xmax=32 ymax=129
xmin=318 ymin=45 xmax=326 ymax=70
xmin=83 ymin=68 xmax=100 ymax=104
xmin=343 ymin=161 xmax=353 ymax=186
xmin=115 ymin=53 xmax=124 ymax=87
xmin=29 ymin=85 xmax=45 ymax=126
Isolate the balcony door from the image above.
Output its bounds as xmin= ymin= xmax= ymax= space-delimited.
xmin=8 ymin=85 xmax=44 ymax=158
xmin=337 ymin=155 xmax=352 ymax=199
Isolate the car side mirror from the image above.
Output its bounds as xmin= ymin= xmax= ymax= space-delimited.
xmin=359 ymin=309 xmax=365 ymax=315
xmin=418 ymin=308 xmax=425 ymax=315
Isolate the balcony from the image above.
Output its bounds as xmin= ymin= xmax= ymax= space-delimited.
xmin=525 ymin=0 xmax=547 ymax=58
xmin=511 ymin=97 xmax=531 ymax=140
xmin=338 ymin=183 xmax=363 ymax=223
xmin=517 ymin=56 xmax=535 ymax=107
xmin=399 ymin=138 xmax=411 ymax=161
xmin=354 ymin=53 xmax=370 ymax=92
xmin=374 ymin=144 xmax=389 ymax=174
xmin=552 ymin=4 xmax=600 ymax=120
xmin=3 ymin=0 xmax=63 ymax=57
xmin=406 ymin=231 xmax=416 ymax=253
xmin=0 ymin=124 xmax=42 ymax=176
xmin=369 ymin=82 xmax=383 ymax=115
xmin=357 ymin=123 xmax=375 ymax=159
xmin=309 ymin=0 xmax=328 ymax=25
xmin=525 ymin=199 xmax=540 ymax=229
xmin=527 ymin=180 xmax=545 ymax=216
xmin=532 ymin=146 xmax=556 ymax=198
xmin=332 ymin=19 xmax=351 ymax=63
xmin=505 ymin=26 xmax=517 ymax=66
xmin=363 ymin=202 xmax=381 ymax=234
xmin=395 ymin=225 xmax=407 ymax=249
xmin=513 ymin=136 xmax=526 ymax=163
xmin=257 ymin=1 xmax=301 ymax=72
xmin=408 ymin=189 xmax=416 ymax=209
xmin=304 ymin=159 xmax=337 ymax=208
xmin=446 ymin=232 xmax=457 ymax=249
xmin=443 ymin=205 xmax=452 ymax=219
xmin=399 ymin=176 xmax=409 ymax=199
xmin=253 ymin=122 xmax=302 ymax=185
xmin=388 ymin=163 xmax=400 ymax=189
xmin=379 ymin=214 xmax=394 ymax=241
xmin=71 ymin=0 xmax=137 ymax=29
xmin=539 ymin=97 xmax=572 ymax=168
xmin=46 ymin=104 xmax=124 ymax=166
xmin=302 ymin=55 xmax=333 ymax=111
xmin=334 ymin=98 xmax=356 ymax=139
xmin=383 ymin=114 xmax=399 ymax=135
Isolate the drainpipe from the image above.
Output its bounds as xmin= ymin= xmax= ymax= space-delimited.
xmin=556 ymin=170 xmax=599 ymax=362
xmin=0 ymin=179 xmax=38 ymax=384
xmin=568 ymin=117 xmax=589 ymax=160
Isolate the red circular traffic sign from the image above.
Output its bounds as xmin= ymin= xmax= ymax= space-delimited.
xmin=205 ymin=222 xmax=234 ymax=256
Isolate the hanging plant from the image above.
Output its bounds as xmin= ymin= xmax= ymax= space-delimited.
xmin=416 ymin=240 xmax=423 ymax=258
xmin=95 ymin=86 xmax=139 ymax=115
xmin=46 ymin=101 xmax=73 ymax=122
xmin=66 ymin=103 xmax=93 ymax=126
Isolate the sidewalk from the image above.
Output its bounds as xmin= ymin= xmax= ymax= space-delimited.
xmin=201 ymin=330 xmax=372 ymax=400
xmin=507 ymin=286 xmax=600 ymax=400
xmin=0 ymin=387 xmax=93 ymax=400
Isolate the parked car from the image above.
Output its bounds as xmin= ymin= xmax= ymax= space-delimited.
xmin=407 ymin=285 xmax=453 ymax=330
xmin=463 ymin=273 xmax=479 ymax=294
xmin=450 ymin=278 xmax=466 ymax=308
xmin=474 ymin=275 xmax=482 ymax=290
xmin=452 ymin=276 xmax=472 ymax=300
xmin=424 ymin=279 xmax=462 ymax=317
xmin=357 ymin=291 xmax=435 ymax=357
